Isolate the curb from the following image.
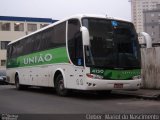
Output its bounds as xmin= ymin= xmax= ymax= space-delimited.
xmin=112 ymin=90 xmax=160 ymax=100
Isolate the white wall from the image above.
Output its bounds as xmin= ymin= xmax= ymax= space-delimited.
xmin=141 ymin=47 xmax=160 ymax=89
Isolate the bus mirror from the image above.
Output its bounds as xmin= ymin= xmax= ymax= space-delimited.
xmin=139 ymin=32 xmax=152 ymax=48
xmin=80 ymin=26 xmax=90 ymax=45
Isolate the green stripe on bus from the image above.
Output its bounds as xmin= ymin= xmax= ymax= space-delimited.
xmin=7 ymin=47 xmax=69 ymax=68
xmin=91 ymin=68 xmax=140 ymax=80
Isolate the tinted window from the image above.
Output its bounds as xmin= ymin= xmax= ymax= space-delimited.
xmin=68 ymin=19 xmax=83 ymax=66
xmin=82 ymin=18 xmax=140 ymax=69
xmin=54 ymin=22 xmax=66 ymax=45
xmin=8 ymin=22 xmax=66 ymax=59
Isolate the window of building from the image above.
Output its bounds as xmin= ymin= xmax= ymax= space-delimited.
xmin=14 ymin=23 xmax=24 ymax=31
xmin=40 ymin=24 xmax=49 ymax=28
xmin=0 ymin=41 xmax=10 ymax=50
xmin=27 ymin=24 xmax=37 ymax=32
xmin=1 ymin=60 xmax=6 ymax=66
xmin=151 ymin=32 xmax=155 ymax=36
xmin=0 ymin=22 xmax=11 ymax=31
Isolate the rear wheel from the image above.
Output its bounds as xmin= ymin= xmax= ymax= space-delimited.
xmin=15 ymin=75 xmax=28 ymax=90
xmin=15 ymin=75 xmax=22 ymax=90
xmin=55 ymin=74 xmax=69 ymax=96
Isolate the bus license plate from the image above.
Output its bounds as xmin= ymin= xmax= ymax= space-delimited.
xmin=114 ymin=83 xmax=123 ymax=88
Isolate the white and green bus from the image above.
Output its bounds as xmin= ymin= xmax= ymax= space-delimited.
xmin=7 ymin=14 xmax=141 ymax=96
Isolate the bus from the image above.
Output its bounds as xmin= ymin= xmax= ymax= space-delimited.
xmin=7 ymin=14 xmax=141 ymax=96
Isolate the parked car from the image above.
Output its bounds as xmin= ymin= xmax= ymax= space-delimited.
xmin=0 ymin=71 xmax=7 ymax=85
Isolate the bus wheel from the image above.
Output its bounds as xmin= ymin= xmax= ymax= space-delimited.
xmin=55 ymin=74 xmax=69 ymax=96
xmin=15 ymin=75 xmax=28 ymax=90
xmin=15 ymin=75 xmax=22 ymax=90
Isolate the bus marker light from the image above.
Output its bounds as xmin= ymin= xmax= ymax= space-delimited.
xmin=86 ymin=73 xmax=103 ymax=79
xmin=86 ymin=73 xmax=93 ymax=78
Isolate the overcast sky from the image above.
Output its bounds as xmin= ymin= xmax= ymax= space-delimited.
xmin=0 ymin=0 xmax=131 ymax=21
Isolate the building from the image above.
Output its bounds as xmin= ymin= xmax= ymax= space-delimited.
xmin=0 ymin=16 xmax=56 ymax=69
xmin=143 ymin=4 xmax=160 ymax=43
xmin=130 ymin=0 xmax=160 ymax=43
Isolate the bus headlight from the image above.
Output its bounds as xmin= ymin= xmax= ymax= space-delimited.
xmin=86 ymin=73 xmax=103 ymax=79
xmin=132 ymin=75 xmax=141 ymax=80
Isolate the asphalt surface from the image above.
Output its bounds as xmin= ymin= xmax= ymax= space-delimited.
xmin=0 ymin=85 xmax=160 ymax=115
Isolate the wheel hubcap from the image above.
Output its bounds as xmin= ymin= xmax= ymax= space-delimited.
xmin=59 ymin=80 xmax=64 ymax=90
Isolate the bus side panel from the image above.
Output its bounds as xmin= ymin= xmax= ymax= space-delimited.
xmin=47 ymin=64 xmax=86 ymax=90
xmin=17 ymin=66 xmax=49 ymax=86
xmin=7 ymin=68 xmax=16 ymax=84
xmin=10 ymin=64 xmax=86 ymax=89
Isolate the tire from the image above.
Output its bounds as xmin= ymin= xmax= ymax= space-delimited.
xmin=15 ymin=75 xmax=28 ymax=90
xmin=55 ymin=74 xmax=69 ymax=96
xmin=15 ymin=75 xmax=22 ymax=90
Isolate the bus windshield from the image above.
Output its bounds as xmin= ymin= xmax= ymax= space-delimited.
xmin=82 ymin=18 xmax=141 ymax=69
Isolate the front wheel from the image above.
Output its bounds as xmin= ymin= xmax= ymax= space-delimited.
xmin=55 ymin=74 xmax=69 ymax=96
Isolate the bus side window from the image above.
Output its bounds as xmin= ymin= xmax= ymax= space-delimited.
xmin=68 ymin=19 xmax=84 ymax=66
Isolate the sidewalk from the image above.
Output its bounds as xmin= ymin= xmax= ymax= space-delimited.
xmin=112 ymin=89 xmax=160 ymax=100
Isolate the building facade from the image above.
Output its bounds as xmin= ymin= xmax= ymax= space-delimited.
xmin=130 ymin=0 xmax=160 ymax=43
xmin=0 ymin=16 xmax=56 ymax=69
xmin=143 ymin=4 xmax=160 ymax=43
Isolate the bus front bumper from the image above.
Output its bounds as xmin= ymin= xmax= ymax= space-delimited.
xmin=84 ymin=78 xmax=142 ymax=90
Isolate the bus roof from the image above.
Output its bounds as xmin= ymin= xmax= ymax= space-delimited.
xmin=8 ymin=14 xmax=130 ymax=45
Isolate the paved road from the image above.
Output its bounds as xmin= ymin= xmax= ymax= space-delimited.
xmin=0 ymin=85 xmax=160 ymax=114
